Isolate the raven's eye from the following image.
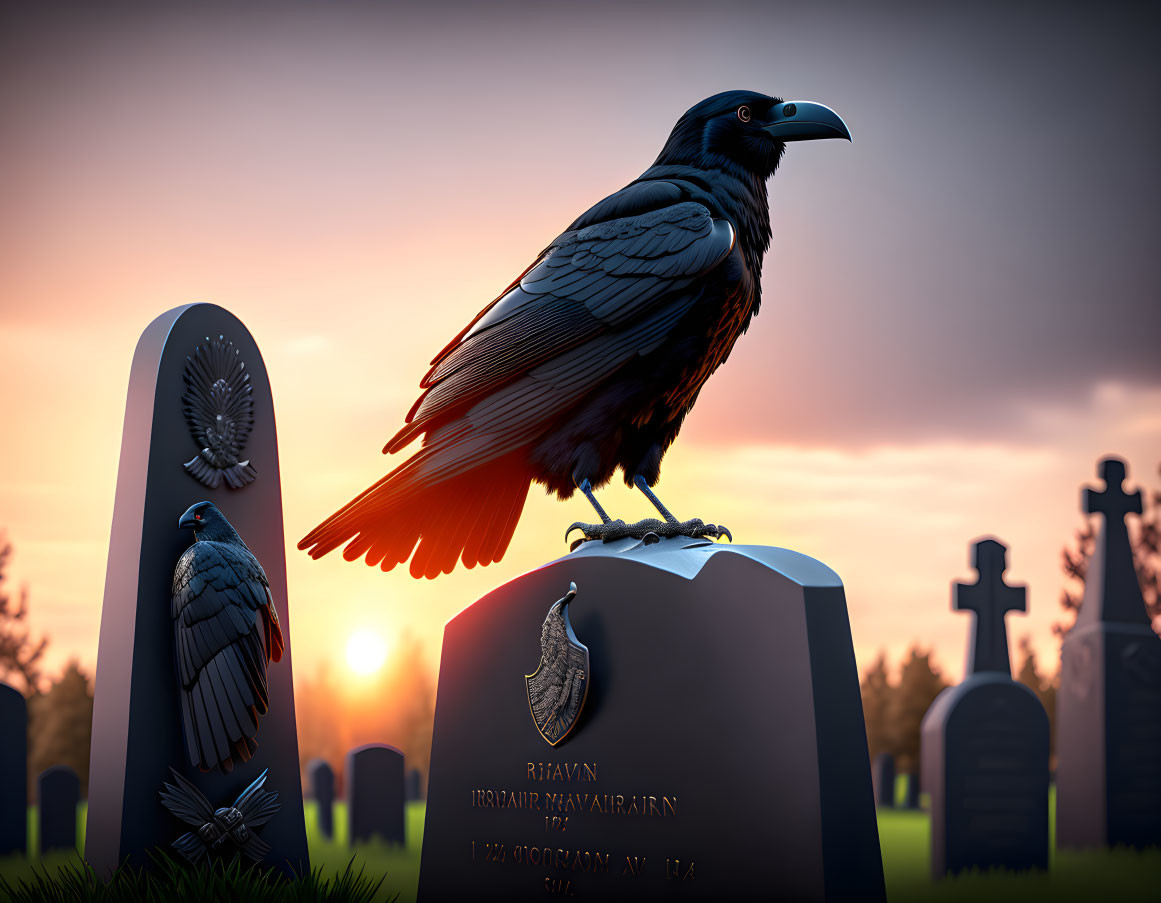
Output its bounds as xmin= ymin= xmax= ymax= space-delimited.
xmin=194 ymin=513 xmax=203 ymax=521
xmin=737 ymin=105 xmax=751 ymax=123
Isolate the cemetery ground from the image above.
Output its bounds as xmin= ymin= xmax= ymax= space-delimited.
xmin=1 ymin=790 xmax=1157 ymax=902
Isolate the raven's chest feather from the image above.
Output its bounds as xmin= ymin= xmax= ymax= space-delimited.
xmin=640 ymin=243 xmax=759 ymax=425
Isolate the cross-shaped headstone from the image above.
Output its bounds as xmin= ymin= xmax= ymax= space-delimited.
xmin=1079 ymin=456 xmax=1149 ymax=625
xmin=1084 ymin=457 xmax=1143 ymax=522
xmin=954 ymin=538 xmax=1026 ymax=676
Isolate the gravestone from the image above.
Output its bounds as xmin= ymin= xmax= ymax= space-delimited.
xmin=0 ymin=682 xmax=27 ymax=856
xmin=901 ymin=773 xmax=920 ymax=810
xmin=308 ymin=759 xmax=336 ymax=840
xmin=872 ymin=753 xmax=896 ymax=807
xmin=418 ymin=538 xmax=885 ymax=901
xmin=406 ymin=768 xmax=423 ymax=802
xmin=1057 ymin=457 xmax=1161 ymax=850
xmin=347 ymin=744 xmax=405 ymax=846
xmin=38 ymin=765 xmax=79 ymax=854
xmin=921 ymin=538 xmax=1049 ymax=878
xmin=85 ymin=304 xmax=308 ymax=876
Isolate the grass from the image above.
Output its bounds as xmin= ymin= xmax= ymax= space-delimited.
xmin=2 ymin=796 xmax=1158 ymax=901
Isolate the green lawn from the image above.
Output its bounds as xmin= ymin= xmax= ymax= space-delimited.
xmin=2 ymin=797 xmax=1158 ymax=901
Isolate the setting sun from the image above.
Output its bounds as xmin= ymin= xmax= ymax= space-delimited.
xmin=345 ymin=629 xmax=389 ymax=676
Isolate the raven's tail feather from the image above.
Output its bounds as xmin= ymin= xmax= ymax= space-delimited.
xmin=299 ymin=451 xmax=530 ymax=578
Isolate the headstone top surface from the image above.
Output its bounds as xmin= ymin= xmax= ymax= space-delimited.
xmin=549 ymin=535 xmax=842 ymax=586
xmin=954 ymin=537 xmax=1025 ymax=676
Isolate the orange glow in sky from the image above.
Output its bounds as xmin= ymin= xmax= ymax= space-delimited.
xmin=1 ymin=3 xmax=1158 ymax=692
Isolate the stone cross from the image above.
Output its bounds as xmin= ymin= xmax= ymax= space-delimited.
xmin=954 ymin=538 xmax=1026 ymax=676
xmin=922 ymin=536 xmax=1049 ymax=877
xmin=1079 ymin=457 xmax=1148 ymax=626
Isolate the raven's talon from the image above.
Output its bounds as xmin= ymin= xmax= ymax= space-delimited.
xmin=566 ymin=519 xmax=631 ymax=547
xmin=642 ymin=532 xmax=660 ymax=545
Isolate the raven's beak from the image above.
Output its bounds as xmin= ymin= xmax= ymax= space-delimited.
xmin=764 ymin=101 xmax=851 ymax=142
xmin=178 ymin=503 xmax=204 ymax=529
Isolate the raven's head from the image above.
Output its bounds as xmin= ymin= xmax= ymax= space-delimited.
xmin=655 ymin=90 xmax=850 ymax=179
xmin=179 ymin=501 xmax=233 ymax=541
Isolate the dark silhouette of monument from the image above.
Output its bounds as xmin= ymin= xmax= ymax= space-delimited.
xmin=0 ymin=682 xmax=26 ymax=856
xmin=1057 ymin=457 xmax=1161 ymax=850
xmin=921 ymin=538 xmax=1049 ymax=877
xmin=86 ymin=305 xmax=307 ymax=876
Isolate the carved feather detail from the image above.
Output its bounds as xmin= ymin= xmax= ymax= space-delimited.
xmin=182 ymin=335 xmax=257 ymax=489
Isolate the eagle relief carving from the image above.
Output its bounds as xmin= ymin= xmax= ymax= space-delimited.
xmin=525 ymin=582 xmax=590 ymax=746
xmin=181 ymin=335 xmax=258 ymax=489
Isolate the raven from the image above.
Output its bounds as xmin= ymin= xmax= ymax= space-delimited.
xmin=300 ymin=90 xmax=849 ymax=578
xmin=173 ymin=501 xmax=285 ymax=773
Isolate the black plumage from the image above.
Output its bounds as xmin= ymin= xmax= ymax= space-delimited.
xmin=299 ymin=90 xmax=849 ymax=578
xmin=173 ymin=501 xmax=284 ymax=773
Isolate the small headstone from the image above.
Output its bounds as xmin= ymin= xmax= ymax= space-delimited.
xmin=1057 ymin=458 xmax=1161 ymax=850
xmin=921 ymin=538 xmax=1049 ymax=877
xmin=418 ymin=538 xmax=885 ymax=901
xmin=901 ymin=773 xmax=921 ymax=810
xmin=0 ymin=683 xmax=27 ymax=856
xmin=308 ymin=759 xmax=336 ymax=840
xmin=406 ymin=767 xmax=423 ymax=802
xmin=85 ymin=305 xmax=308 ymax=876
xmin=872 ymin=753 xmax=896 ymax=807
xmin=347 ymin=744 xmax=405 ymax=846
xmin=38 ymin=765 xmax=79 ymax=854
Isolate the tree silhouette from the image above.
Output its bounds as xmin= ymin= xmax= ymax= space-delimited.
xmin=28 ymin=661 xmax=93 ymax=799
xmin=1014 ymin=634 xmax=1057 ymax=769
xmin=860 ymin=652 xmax=895 ymax=763
xmin=0 ymin=534 xmax=47 ymax=695
xmin=887 ymin=646 xmax=947 ymax=775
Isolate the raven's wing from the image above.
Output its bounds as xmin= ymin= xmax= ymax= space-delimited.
xmin=172 ymin=540 xmax=280 ymax=773
xmin=386 ymin=188 xmax=734 ymax=453
xmin=299 ymin=183 xmax=736 ymax=573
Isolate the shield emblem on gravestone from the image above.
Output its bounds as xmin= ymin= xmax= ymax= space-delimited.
xmin=525 ymin=582 xmax=590 ymax=746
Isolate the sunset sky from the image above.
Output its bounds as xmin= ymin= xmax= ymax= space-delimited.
xmin=1 ymin=1 xmax=1158 ymax=689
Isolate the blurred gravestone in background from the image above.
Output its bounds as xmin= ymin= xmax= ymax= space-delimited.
xmin=872 ymin=752 xmax=896 ymax=807
xmin=922 ymin=538 xmax=1048 ymax=878
xmin=307 ymin=759 xmax=336 ymax=841
xmin=85 ymin=304 xmax=307 ymax=876
xmin=901 ymin=772 xmax=921 ymax=810
xmin=405 ymin=767 xmax=423 ymax=802
xmin=419 ymin=539 xmax=885 ymax=901
xmin=1057 ymin=457 xmax=1161 ymax=850
xmin=347 ymin=744 xmax=404 ymax=846
xmin=0 ymin=682 xmax=26 ymax=856
xmin=37 ymin=765 xmax=79 ymax=854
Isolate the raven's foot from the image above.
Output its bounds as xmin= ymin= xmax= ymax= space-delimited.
xmin=565 ymin=517 xmax=732 ymax=552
